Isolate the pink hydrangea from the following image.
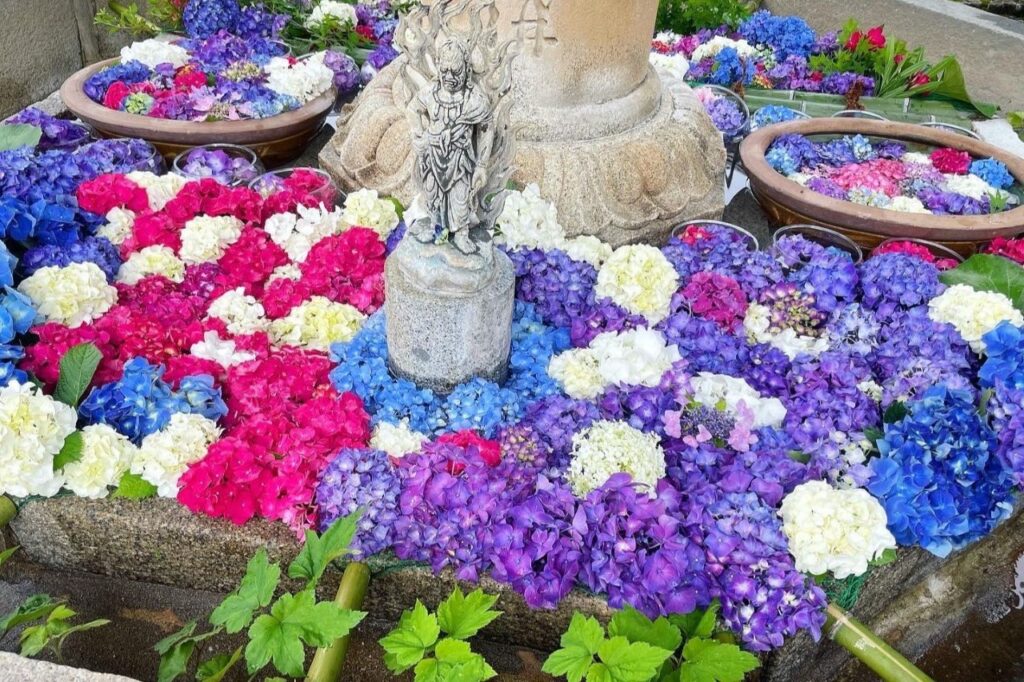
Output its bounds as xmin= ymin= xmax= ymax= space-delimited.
xmin=930 ymin=148 xmax=971 ymax=175
xmin=682 ymin=271 xmax=748 ymax=333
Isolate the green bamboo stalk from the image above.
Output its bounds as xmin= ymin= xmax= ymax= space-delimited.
xmin=825 ymin=603 xmax=934 ymax=682
xmin=0 ymin=496 xmax=15 ymax=529
xmin=305 ymin=562 xmax=371 ymax=682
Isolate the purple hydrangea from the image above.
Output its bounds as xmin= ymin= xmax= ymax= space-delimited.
xmin=774 ymin=235 xmax=858 ymax=313
xmin=858 ymin=253 xmax=942 ymax=321
xmin=509 ymin=248 xmax=597 ymax=329
xmin=316 ymin=448 xmax=400 ymax=558
xmin=183 ymin=0 xmax=242 ymax=39
xmin=570 ymin=297 xmax=645 ymax=348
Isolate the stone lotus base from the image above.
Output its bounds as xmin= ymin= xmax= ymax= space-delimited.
xmin=320 ymin=66 xmax=727 ymax=248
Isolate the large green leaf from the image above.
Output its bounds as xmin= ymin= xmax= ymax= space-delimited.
xmin=112 ymin=472 xmax=158 ymax=499
xmin=542 ymin=613 xmax=607 ymax=682
xmin=596 ymin=637 xmax=674 ymax=682
xmin=380 ymin=600 xmax=441 ymax=674
xmin=924 ymin=57 xmax=997 ymax=118
xmin=210 ymin=549 xmax=280 ymax=633
xmin=608 ymin=606 xmax=682 ymax=654
xmin=53 ymin=432 xmax=84 ymax=471
xmin=54 ymin=343 xmax=103 ymax=407
xmin=288 ymin=510 xmax=360 ymax=588
xmin=437 ymin=588 xmax=502 ymax=640
xmin=940 ymin=254 xmax=1024 ymax=311
xmin=0 ymin=124 xmax=42 ymax=152
xmin=678 ymin=638 xmax=759 ymax=682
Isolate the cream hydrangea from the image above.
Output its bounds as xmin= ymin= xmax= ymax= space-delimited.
xmin=96 ymin=207 xmax=137 ymax=246
xmin=903 ymin=152 xmax=932 ymax=165
xmin=858 ymin=380 xmax=884 ymax=403
xmin=370 ymin=420 xmax=429 ymax=459
xmin=61 ymin=425 xmax=137 ymax=499
xmin=548 ymin=348 xmax=605 ymax=400
xmin=649 ymin=52 xmax=690 ymax=82
xmin=133 ymin=414 xmax=222 ymax=497
xmin=120 ymin=39 xmax=190 ymax=69
xmin=18 ymin=262 xmax=116 ymax=328
xmin=270 ymin=296 xmax=366 ymax=351
xmin=563 ymin=236 xmax=613 ymax=268
xmin=268 ymin=264 xmax=302 ymax=282
xmin=126 ymin=171 xmax=187 ymax=212
xmin=690 ymin=372 xmax=787 ymax=428
xmin=691 ymin=36 xmax=757 ymax=62
xmin=944 ymin=173 xmax=1001 ymax=201
xmin=779 ymin=481 xmax=896 ymax=579
xmin=178 ymin=215 xmax=244 ymax=264
xmin=496 ymin=183 xmax=566 ymax=251
xmin=265 ymin=205 xmax=347 ymax=262
xmin=117 ymin=245 xmax=185 ymax=285
xmin=590 ymin=328 xmax=680 ymax=387
xmin=190 ymin=331 xmax=257 ymax=368
xmin=305 ymin=0 xmax=358 ymax=29
xmin=0 ymin=381 xmax=77 ymax=498
xmin=567 ymin=421 xmax=666 ymax=497
xmin=887 ymin=196 xmax=930 ymax=214
xmin=595 ymin=245 xmax=679 ymax=323
xmin=342 ymin=189 xmax=401 ymax=240
xmin=207 ymin=288 xmax=269 ymax=336
xmin=266 ymin=54 xmax=335 ymax=103
xmin=928 ymin=284 xmax=1024 ymax=353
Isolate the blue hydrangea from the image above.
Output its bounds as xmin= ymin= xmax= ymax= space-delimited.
xmin=83 ymin=60 xmax=152 ymax=102
xmin=183 ymin=0 xmax=242 ymax=39
xmin=20 ymin=236 xmax=122 ymax=282
xmin=751 ymin=105 xmax=801 ymax=131
xmin=0 ymin=287 xmax=36 ymax=344
xmin=176 ymin=374 xmax=229 ymax=422
xmin=970 ymin=158 xmax=1015 ymax=190
xmin=980 ymin=321 xmax=1024 ymax=389
xmin=739 ymin=11 xmax=817 ymax=60
xmin=858 ymin=253 xmax=942 ymax=321
xmin=709 ymin=48 xmax=755 ymax=87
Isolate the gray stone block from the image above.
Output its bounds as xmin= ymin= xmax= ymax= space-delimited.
xmin=0 ymin=653 xmax=137 ymax=682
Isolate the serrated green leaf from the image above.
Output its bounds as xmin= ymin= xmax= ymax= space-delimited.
xmin=414 ymin=657 xmax=440 ymax=682
xmin=940 ymin=255 xmax=1024 ymax=312
xmin=0 ymin=545 xmax=18 ymax=569
xmin=563 ymin=613 xmax=606 ymax=655
xmin=210 ymin=549 xmax=280 ymax=633
xmin=437 ymin=588 xmax=502 ymax=640
xmin=0 ymin=124 xmax=42 ymax=152
xmin=0 ymin=594 xmax=58 ymax=636
xmin=154 ymin=621 xmax=218 ymax=682
xmin=597 ymin=637 xmax=674 ymax=682
xmin=543 ymin=612 xmax=606 ymax=682
xmin=19 ymin=624 xmax=49 ymax=657
xmin=196 ymin=647 xmax=243 ymax=682
xmin=435 ymin=637 xmax=475 ymax=663
xmin=54 ymin=343 xmax=102 ymax=407
xmin=586 ymin=662 xmax=612 ymax=682
xmin=53 ymin=432 xmax=84 ymax=471
xmin=679 ymin=638 xmax=759 ymax=682
xmin=381 ymin=600 xmax=440 ymax=674
xmin=608 ymin=606 xmax=682 ymax=654
xmin=112 ymin=472 xmax=158 ymax=499
xmin=288 ymin=510 xmax=360 ymax=587
xmin=669 ymin=601 xmax=720 ymax=641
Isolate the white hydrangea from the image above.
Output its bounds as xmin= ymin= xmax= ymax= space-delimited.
xmin=548 ymin=348 xmax=605 ymax=400
xmin=928 ymin=284 xmax=1024 ymax=354
xmin=943 ymin=173 xmax=1000 ymax=201
xmin=342 ymin=189 xmax=401 ymax=240
xmin=18 ymin=262 xmax=116 ymax=328
xmin=691 ymin=36 xmax=757 ymax=62
xmin=117 ymin=245 xmax=185 ymax=285
xmin=126 ymin=171 xmax=187 ymax=212
xmin=96 ymin=207 xmax=137 ymax=246
xmin=190 ymin=331 xmax=256 ymax=368
xmin=780 ymin=481 xmax=896 ymax=579
xmin=567 ymin=421 xmax=666 ymax=498
xmin=120 ymin=38 xmax=190 ymax=69
xmin=370 ymin=420 xmax=429 ymax=459
xmin=270 ymin=296 xmax=366 ymax=351
xmin=590 ymin=328 xmax=680 ymax=388
xmin=595 ymin=245 xmax=679 ymax=324
xmin=887 ymin=196 xmax=930 ymax=214
xmin=265 ymin=204 xmax=347 ymax=262
xmin=563 ymin=236 xmax=613 ymax=268
xmin=0 ymin=381 xmax=78 ymax=498
xmin=178 ymin=215 xmax=244 ymax=264
xmin=61 ymin=425 xmax=137 ymax=499
xmin=305 ymin=0 xmax=358 ymax=29
xmin=496 ymin=183 xmax=566 ymax=251
xmin=903 ymin=152 xmax=932 ymax=166
xmin=690 ymin=372 xmax=787 ymax=428
xmin=858 ymin=380 xmax=884 ymax=403
xmin=133 ymin=414 xmax=222 ymax=497
xmin=268 ymin=264 xmax=302 ymax=282
xmin=207 ymin=287 xmax=270 ymax=336
xmin=266 ymin=54 xmax=335 ymax=104
xmin=649 ymin=52 xmax=690 ymax=82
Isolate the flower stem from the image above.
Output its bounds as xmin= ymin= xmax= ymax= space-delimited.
xmin=825 ymin=603 xmax=934 ymax=682
xmin=0 ymin=496 xmax=15 ymax=529
xmin=304 ymin=561 xmax=371 ymax=682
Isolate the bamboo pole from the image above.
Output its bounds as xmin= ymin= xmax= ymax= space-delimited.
xmin=305 ymin=562 xmax=371 ymax=682
xmin=825 ymin=603 xmax=934 ymax=682
xmin=0 ymin=496 xmax=15 ymax=529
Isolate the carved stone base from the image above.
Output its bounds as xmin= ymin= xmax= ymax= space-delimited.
xmin=320 ymin=65 xmax=727 ymax=248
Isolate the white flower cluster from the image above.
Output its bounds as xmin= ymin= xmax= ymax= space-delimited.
xmin=691 ymin=36 xmax=757 ymax=62
xmin=649 ymin=52 xmax=690 ymax=82
xmin=0 ymin=381 xmax=78 ymax=498
xmin=595 ymin=245 xmax=679 ymax=323
xmin=305 ymin=0 xmax=358 ymax=29
xmin=779 ymin=481 xmax=896 ymax=579
xmin=133 ymin=413 xmax=222 ymax=497
xmin=61 ymin=425 xmax=137 ymax=499
xmin=887 ymin=196 xmax=930 ymax=214
xmin=743 ymin=303 xmax=830 ymax=360
xmin=690 ymin=372 xmax=787 ymax=429
xmin=567 ymin=420 xmax=666 ymax=497
xmin=943 ymin=173 xmax=1005 ymax=202
xmin=179 ymin=215 xmax=244 ymax=264
xmin=117 ymin=245 xmax=186 ymax=285
xmin=928 ymin=284 xmax=1024 ymax=354
xmin=18 ymin=262 xmax=116 ymax=328
xmin=548 ymin=328 xmax=680 ymax=400
xmin=265 ymin=204 xmax=347 ymax=262
xmin=207 ymin=287 xmax=270 ymax=336
xmin=370 ymin=420 xmax=429 ymax=459
xmin=190 ymin=331 xmax=256 ymax=368
xmin=120 ymin=39 xmax=190 ymax=69
xmin=270 ymin=296 xmax=366 ymax=352
xmin=266 ymin=54 xmax=335 ymax=104
xmin=96 ymin=207 xmax=137 ymax=246
xmin=342 ymin=189 xmax=401 ymax=240
xmin=126 ymin=171 xmax=187 ymax=212
xmin=268 ymin=264 xmax=302 ymax=282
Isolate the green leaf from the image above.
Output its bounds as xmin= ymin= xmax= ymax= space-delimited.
xmin=54 ymin=343 xmax=102 ymax=407
xmin=0 ymin=545 xmax=18 ymax=569
xmin=154 ymin=621 xmax=218 ymax=682
xmin=0 ymin=594 xmax=58 ymax=636
xmin=53 ymin=432 xmax=84 ymax=471
xmin=586 ymin=663 xmax=612 ymax=682
xmin=1009 ymin=111 xmax=1024 ymax=131
xmin=387 ymin=196 xmax=405 ymax=220
xmin=870 ymin=547 xmax=898 ymax=568
xmin=112 ymin=472 xmax=158 ymax=500
xmin=608 ymin=606 xmax=682 ymax=654
xmin=679 ymin=638 xmax=759 ymax=682
xmin=941 ymin=255 xmax=1024 ymax=312
xmin=288 ymin=510 xmax=361 ymax=587
xmin=669 ymin=602 xmax=720 ymax=641
xmin=425 ymin=639 xmax=498 ymax=682
xmin=19 ymin=624 xmax=50 ymax=657
xmin=210 ymin=549 xmax=280 ymax=633
xmin=883 ymin=402 xmax=908 ymax=425
xmin=0 ymin=124 xmax=42 ymax=152
xmin=414 ymin=657 xmax=440 ymax=682
xmin=380 ymin=600 xmax=441 ymax=674
xmin=196 ymin=647 xmax=243 ymax=682
xmin=437 ymin=588 xmax=502 ymax=640
xmin=597 ymin=637 xmax=674 ymax=682
xmin=542 ymin=613 xmax=606 ymax=682
xmin=863 ymin=427 xmax=884 ymax=448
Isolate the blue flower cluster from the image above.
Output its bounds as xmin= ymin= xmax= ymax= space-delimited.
xmin=766 ymin=134 xmax=819 ymax=175
xmin=868 ymin=385 xmax=1015 ymax=558
xmin=970 ymin=158 xmax=1015 ymax=191
xmin=21 ymin=236 xmax=122 ymax=282
xmin=775 ymin=235 xmax=858 ymax=313
xmin=80 ymin=358 xmax=227 ymax=443
xmin=708 ymin=47 xmax=755 ymax=87
xmin=751 ymin=105 xmax=801 ymax=131
xmin=981 ymin=321 xmax=1024 ymax=390
xmin=183 ymin=0 xmax=242 ymax=39
xmin=83 ymin=61 xmax=152 ymax=102
xmin=315 ymin=447 xmax=399 ymax=558
xmin=739 ymin=11 xmax=817 ymax=61
xmin=0 ymin=285 xmax=35 ymax=386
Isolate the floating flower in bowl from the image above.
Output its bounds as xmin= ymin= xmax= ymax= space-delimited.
xmin=173 ymin=144 xmax=264 ymax=186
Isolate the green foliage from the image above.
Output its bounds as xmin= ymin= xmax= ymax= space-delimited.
xmin=940 ymin=254 xmax=1024 ymax=311
xmin=655 ymin=0 xmax=755 ymax=36
xmin=543 ymin=603 xmax=759 ymax=682
xmin=380 ymin=588 xmax=501 ymax=681
xmin=1009 ymin=112 xmax=1024 ymax=131
xmin=112 ymin=472 xmax=158 ymax=500
xmin=154 ymin=511 xmax=367 ymax=681
xmin=54 ymin=343 xmax=102 ymax=407
xmin=53 ymin=432 xmax=84 ymax=471
xmin=0 ymin=124 xmax=43 ymax=152
xmin=93 ymin=0 xmax=174 ymax=38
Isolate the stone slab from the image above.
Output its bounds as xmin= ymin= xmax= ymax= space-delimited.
xmin=0 ymin=653 xmax=137 ymax=682
xmin=764 ymin=0 xmax=1024 ymax=111
xmin=975 ymin=118 xmax=1024 ymax=159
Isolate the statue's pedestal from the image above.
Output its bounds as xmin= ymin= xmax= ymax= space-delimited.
xmin=385 ymin=240 xmax=515 ymax=394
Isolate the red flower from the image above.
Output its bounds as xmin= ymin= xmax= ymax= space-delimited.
xmin=215 ymin=226 xmax=289 ymax=297
xmin=103 ymin=82 xmax=132 ymax=110
xmin=845 ymin=31 xmax=863 ymax=51
xmin=866 ymin=26 xmax=886 ymax=49
xmin=910 ymin=71 xmax=931 ymax=87
xmin=173 ymin=67 xmax=208 ymax=91
xmin=77 ymin=174 xmax=150 ymax=215
xmin=930 ymin=147 xmax=972 ymax=175
xmin=356 ymin=24 xmax=375 ymax=40
xmin=120 ymin=211 xmax=181 ymax=257
xmin=986 ymin=237 xmax=1024 ymax=265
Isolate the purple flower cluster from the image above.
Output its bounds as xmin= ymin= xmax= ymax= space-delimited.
xmin=509 ymin=248 xmax=596 ymax=329
xmin=315 ymin=448 xmax=399 ymax=558
xmin=774 ymin=235 xmax=858 ymax=313
xmin=858 ymin=253 xmax=942 ymax=321
xmin=5 ymin=109 xmax=89 ymax=151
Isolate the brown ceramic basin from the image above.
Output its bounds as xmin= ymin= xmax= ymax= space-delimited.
xmin=739 ymin=118 xmax=1024 ymax=254
xmin=61 ymin=58 xmax=335 ymax=168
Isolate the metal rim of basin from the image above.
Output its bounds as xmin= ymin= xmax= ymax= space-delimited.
xmin=738 ymin=118 xmax=1024 ymax=243
xmin=774 ymin=223 xmax=865 ymax=263
xmin=919 ymin=121 xmax=981 ymax=140
xmin=874 ymin=237 xmax=966 ymax=264
xmin=832 ymin=109 xmax=889 ymax=121
xmin=670 ymin=219 xmax=760 ymax=250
